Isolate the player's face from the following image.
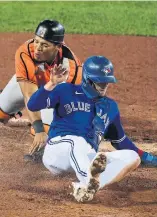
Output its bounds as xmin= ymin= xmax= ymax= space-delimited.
xmin=34 ymin=36 xmax=60 ymax=63
xmin=94 ymin=82 xmax=109 ymax=97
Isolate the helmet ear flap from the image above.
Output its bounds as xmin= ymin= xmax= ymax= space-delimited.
xmin=87 ymin=78 xmax=95 ymax=89
xmin=82 ymin=77 xmax=100 ymax=99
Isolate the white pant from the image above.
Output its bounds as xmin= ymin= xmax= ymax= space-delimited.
xmin=0 ymin=75 xmax=53 ymax=125
xmin=43 ymin=135 xmax=140 ymax=188
xmin=43 ymin=135 xmax=93 ymax=184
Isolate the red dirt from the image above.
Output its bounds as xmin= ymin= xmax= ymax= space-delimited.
xmin=0 ymin=33 xmax=157 ymax=217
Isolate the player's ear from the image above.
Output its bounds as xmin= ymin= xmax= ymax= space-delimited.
xmin=56 ymin=44 xmax=62 ymax=49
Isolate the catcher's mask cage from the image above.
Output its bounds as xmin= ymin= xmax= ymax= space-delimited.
xmin=81 ymin=55 xmax=117 ymax=99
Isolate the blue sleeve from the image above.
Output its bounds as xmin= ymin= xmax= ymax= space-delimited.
xmin=27 ymin=86 xmax=59 ymax=111
xmin=104 ymin=112 xmax=139 ymax=153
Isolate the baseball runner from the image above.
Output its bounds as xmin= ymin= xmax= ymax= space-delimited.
xmin=27 ymin=55 xmax=141 ymax=202
xmin=0 ymin=19 xmax=82 ymax=157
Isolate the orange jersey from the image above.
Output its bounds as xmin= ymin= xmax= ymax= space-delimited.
xmin=15 ymin=39 xmax=82 ymax=87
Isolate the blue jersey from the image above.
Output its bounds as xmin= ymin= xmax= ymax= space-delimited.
xmin=28 ymin=83 xmax=138 ymax=152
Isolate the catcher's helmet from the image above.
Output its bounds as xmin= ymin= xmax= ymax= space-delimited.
xmin=35 ymin=20 xmax=65 ymax=44
xmin=81 ymin=55 xmax=117 ymax=99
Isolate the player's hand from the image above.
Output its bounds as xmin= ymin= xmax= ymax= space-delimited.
xmin=49 ymin=64 xmax=69 ymax=85
xmin=29 ymin=132 xmax=48 ymax=155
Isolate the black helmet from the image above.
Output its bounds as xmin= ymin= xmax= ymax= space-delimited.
xmin=35 ymin=20 xmax=65 ymax=44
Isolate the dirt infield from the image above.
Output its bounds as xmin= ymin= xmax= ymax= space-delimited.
xmin=0 ymin=33 xmax=157 ymax=217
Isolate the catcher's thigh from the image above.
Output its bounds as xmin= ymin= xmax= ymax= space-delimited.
xmin=99 ymin=150 xmax=140 ymax=188
xmin=0 ymin=75 xmax=25 ymax=116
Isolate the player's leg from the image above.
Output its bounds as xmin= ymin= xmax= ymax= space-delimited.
xmin=99 ymin=150 xmax=141 ymax=189
xmin=72 ymin=152 xmax=107 ymax=203
xmin=68 ymin=136 xmax=107 ymax=202
xmin=43 ymin=135 xmax=103 ymax=200
xmin=43 ymin=135 xmax=94 ymax=178
xmin=42 ymin=136 xmax=73 ymax=175
xmin=0 ymin=75 xmax=25 ymax=122
xmin=73 ymin=149 xmax=140 ymax=202
xmin=67 ymin=135 xmax=93 ymax=184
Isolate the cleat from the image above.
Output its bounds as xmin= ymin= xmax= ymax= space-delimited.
xmin=70 ymin=152 xmax=106 ymax=203
xmin=70 ymin=182 xmax=90 ymax=203
xmin=87 ymin=152 xmax=106 ymax=197
xmin=141 ymin=152 xmax=157 ymax=167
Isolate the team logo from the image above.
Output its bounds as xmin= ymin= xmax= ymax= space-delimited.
xmin=97 ymin=109 xmax=110 ymax=129
xmin=102 ymin=67 xmax=111 ymax=75
xmin=37 ymin=26 xmax=47 ymax=37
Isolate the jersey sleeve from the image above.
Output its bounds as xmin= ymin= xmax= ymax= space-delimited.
xmin=66 ymin=60 xmax=82 ymax=85
xmin=27 ymin=85 xmax=60 ymax=112
xmin=104 ymin=112 xmax=126 ymax=142
xmin=105 ymin=111 xmax=139 ymax=153
xmin=15 ymin=44 xmax=36 ymax=85
xmin=62 ymin=45 xmax=82 ymax=85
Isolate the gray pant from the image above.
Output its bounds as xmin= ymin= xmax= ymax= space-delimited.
xmin=0 ymin=75 xmax=53 ymax=125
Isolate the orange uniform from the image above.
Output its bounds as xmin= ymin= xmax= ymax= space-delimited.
xmin=15 ymin=39 xmax=82 ymax=87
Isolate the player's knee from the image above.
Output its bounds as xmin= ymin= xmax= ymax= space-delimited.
xmin=0 ymin=108 xmax=11 ymax=122
xmin=125 ymin=150 xmax=141 ymax=165
xmin=42 ymin=153 xmax=51 ymax=169
xmin=42 ymin=153 xmax=62 ymax=176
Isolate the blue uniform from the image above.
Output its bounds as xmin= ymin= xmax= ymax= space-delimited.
xmin=28 ymin=83 xmax=138 ymax=152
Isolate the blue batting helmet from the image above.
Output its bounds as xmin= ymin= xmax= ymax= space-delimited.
xmin=81 ymin=56 xmax=117 ymax=99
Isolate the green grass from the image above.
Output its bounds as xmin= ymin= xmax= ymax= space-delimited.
xmin=0 ymin=1 xmax=157 ymax=36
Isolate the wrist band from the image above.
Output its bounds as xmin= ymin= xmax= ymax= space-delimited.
xmin=32 ymin=120 xmax=44 ymax=133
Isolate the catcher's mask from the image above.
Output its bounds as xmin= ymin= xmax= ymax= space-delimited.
xmin=35 ymin=20 xmax=65 ymax=44
xmin=81 ymin=55 xmax=117 ymax=99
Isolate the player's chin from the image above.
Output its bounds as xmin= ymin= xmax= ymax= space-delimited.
xmin=99 ymin=91 xmax=106 ymax=97
xmin=34 ymin=53 xmax=44 ymax=62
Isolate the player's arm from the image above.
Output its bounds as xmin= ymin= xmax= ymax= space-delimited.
xmin=28 ymin=64 xmax=68 ymax=112
xmin=105 ymin=112 xmax=157 ymax=166
xmin=15 ymin=45 xmax=48 ymax=156
xmin=18 ymin=81 xmax=42 ymax=122
xmin=19 ymin=81 xmax=48 ymax=155
xmin=105 ymin=113 xmax=139 ymax=153
xmin=27 ymin=85 xmax=53 ymax=112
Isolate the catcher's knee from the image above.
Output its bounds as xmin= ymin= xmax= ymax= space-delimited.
xmin=0 ymin=108 xmax=10 ymax=122
xmin=0 ymin=108 xmax=22 ymax=123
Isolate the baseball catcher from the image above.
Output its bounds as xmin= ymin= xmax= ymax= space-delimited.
xmin=0 ymin=19 xmax=82 ymax=158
